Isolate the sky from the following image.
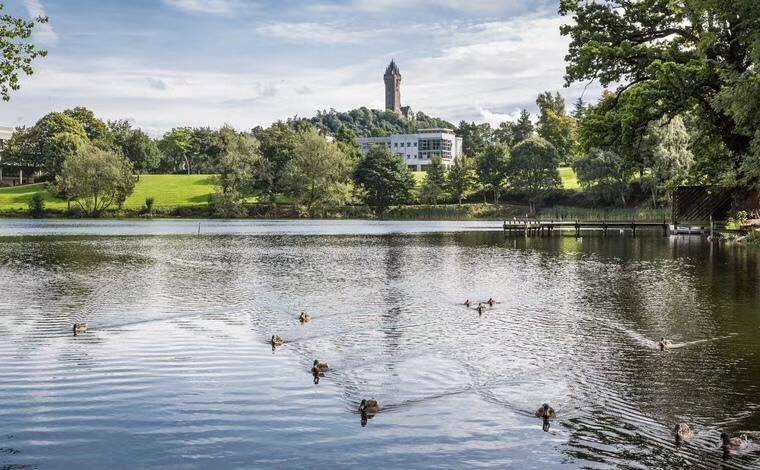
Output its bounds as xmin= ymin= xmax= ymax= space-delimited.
xmin=0 ymin=0 xmax=602 ymax=135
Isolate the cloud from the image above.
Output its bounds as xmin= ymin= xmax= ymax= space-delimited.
xmin=23 ymin=0 xmax=58 ymax=45
xmin=146 ymin=77 xmax=168 ymax=90
xmin=256 ymin=22 xmax=372 ymax=45
xmin=162 ymin=0 xmax=246 ymax=15
xmin=313 ymin=0 xmax=555 ymax=16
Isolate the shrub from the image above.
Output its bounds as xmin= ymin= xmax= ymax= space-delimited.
xmin=27 ymin=193 xmax=46 ymax=218
xmin=144 ymin=196 xmax=155 ymax=215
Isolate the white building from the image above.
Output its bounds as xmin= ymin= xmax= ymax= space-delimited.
xmin=357 ymin=128 xmax=463 ymax=172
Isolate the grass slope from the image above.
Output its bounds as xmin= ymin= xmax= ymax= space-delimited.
xmin=559 ymin=166 xmax=580 ymax=190
xmin=0 ymin=175 xmax=217 ymax=212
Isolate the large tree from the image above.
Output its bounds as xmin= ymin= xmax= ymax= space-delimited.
xmin=110 ymin=120 xmax=160 ymax=177
xmin=419 ymin=156 xmax=447 ymax=204
xmin=0 ymin=4 xmax=48 ymax=101
xmin=493 ymin=109 xmax=535 ymax=148
xmin=158 ymin=128 xmax=193 ymax=174
xmin=354 ymin=145 xmax=415 ymax=216
xmin=286 ymin=128 xmax=354 ymax=216
xmin=509 ymin=137 xmax=562 ymax=212
xmin=253 ymin=122 xmax=298 ymax=205
xmin=56 ymin=146 xmax=136 ymax=217
xmin=476 ymin=144 xmax=510 ymax=204
xmin=560 ymin=0 xmax=760 ymax=192
xmin=457 ymin=121 xmax=492 ymax=156
xmin=209 ymin=126 xmax=261 ymax=217
xmin=446 ymin=156 xmax=476 ymax=205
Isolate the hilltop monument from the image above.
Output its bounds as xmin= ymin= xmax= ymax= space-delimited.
xmin=384 ymin=60 xmax=412 ymax=119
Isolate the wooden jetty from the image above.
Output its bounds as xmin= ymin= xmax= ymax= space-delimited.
xmin=503 ymin=218 xmax=728 ymax=238
xmin=503 ymin=219 xmax=670 ymax=237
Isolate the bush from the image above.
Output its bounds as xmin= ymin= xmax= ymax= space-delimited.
xmin=209 ymin=190 xmax=248 ymax=218
xmin=144 ymin=196 xmax=155 ymax=215
xmin=27 ymin=193 xmax=46 ymax=218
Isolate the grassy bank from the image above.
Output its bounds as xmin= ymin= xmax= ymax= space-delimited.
xmin=0 ymin=175 xmax=217 ymax=213
xmin=1 ymin=171 xmax=669 ymax=222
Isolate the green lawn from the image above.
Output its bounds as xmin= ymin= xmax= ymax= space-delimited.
xmin=559 ymin=166 xmax=580 ymax=190
xmin=0 ymin=174 xmax=218 ymax=212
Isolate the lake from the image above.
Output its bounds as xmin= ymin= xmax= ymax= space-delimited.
xmin=1 ymin=219 xmax=759 ymax=469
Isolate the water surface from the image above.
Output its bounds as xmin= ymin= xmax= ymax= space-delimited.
xmin=1 ymin=219 xmax=759 ymax=469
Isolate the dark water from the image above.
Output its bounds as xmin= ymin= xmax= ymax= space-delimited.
xmin=1 ymin=219 xmax=759 ymax=469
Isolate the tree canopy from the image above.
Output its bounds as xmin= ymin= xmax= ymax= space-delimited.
xmin=354 ymin=145 xmax=415 ymax=215
xmin=560 ymin=0 xmax=760 ymax=191
xmin=0 ymin=4 xmax=48 ymax=100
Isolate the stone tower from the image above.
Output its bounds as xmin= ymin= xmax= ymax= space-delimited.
xmin=384 ymin=60 xmax=402 ymax=114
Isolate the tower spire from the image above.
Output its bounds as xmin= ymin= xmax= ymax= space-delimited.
xmin=384 ymin=59 xmax=402 ymax=114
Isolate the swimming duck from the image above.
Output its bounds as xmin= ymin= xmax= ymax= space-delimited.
xmin=721 ymin=432 xmax=749 ymax=452
xmin=487 ymin=298 xmax=495 ymax=306
xmin=359 ymin=399 xmax=380 ymax=414
xmin=657 ymin=337 xmax=672 ymax=351
xmin=464 ymin=299 xmax=471 ymax=307
xmin=72 ymin=323 xmax=88 ymax=336
xmin=673 ymin=423 xmax=693 ymax=444
xmin=271 ymin=335 xmax=284 ymax=347
xmin=299 ymin=312 xmax=311 ymax=323
xmin=476 ymin=303 xmax=485 ymax=315
xmin=535 ymin=403 xmax=556 ymax=419
xmin=312 ymin=359 xmax=329 ymax=373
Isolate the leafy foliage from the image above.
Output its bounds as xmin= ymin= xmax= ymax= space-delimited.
xmin=509 ymin=137 xmax=561 ymax=211
xmin=293 ymin=107 xmax=454 ymax=138
xmin=56 ymin=146 xmax=136 ymax=216
xmin=476 ymin=144 xmax=510 ymax=203
xmin=446 ymin=156 xmax=476 ymax=205
xmin=560 ymin=0 xmax=760 ymax=192
xmin=0 ymin=4 xmax=48 ymax=101
xmin=354 ymin=145 xmax=415 ymax=215
xmin=419 ymin=156 xmax=447 ymax=204
xmin=285 ymin=128 xmax=355 ymax=215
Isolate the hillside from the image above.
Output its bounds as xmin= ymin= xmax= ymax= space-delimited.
xmin=290 ymin=107 xmax=456 ymax=137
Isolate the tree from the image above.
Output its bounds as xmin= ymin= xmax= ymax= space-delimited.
xmin=285 ymin=128 xmax=354 ymax=216
xmin=641 ymin=116 xmax=694 ymax=205
xmin=63 ymin=107 xmax=112 ymax=144
xmin=56 ymin=146 xmax=136 ymax=217
xmin=573 ymin=148 xmax=631 ymax=206
xmin=28 ymin=112 xmax=89 ymax=178
xmin=446 ymin=156 xmax=476 ymax=205
xmin=457 ymin=121 xmax=492 ymax=156
xmin=494 ymin=110 xmax=536 ymax=148
xmin=560 ymin=0 xmax=760 ymax=194
xmin=110 ymin=121 xmax=160 ymax=177
xmin=509 ymin=137 xmax=562 ymax=212
xmin=253 ymin=122 xmax=298 ymax=205
xmin=0 ymin=4 xmax=48 ymax=101
xmin=419 ymin=156 xmax=447 ymax=204
xmin=536 ymin=91 xmax=578 ymax=164
xmin=158 ymin=128 xmax=193 ymax=174
xmin=476 ymin=144 xmax=510 ymax=204
xmin=512 ymin=109 xmax=535 ymax=145
xmin=215 ymin=126 xmax=260 ymax=195
xmin=210 ymin=126 xmax=261 ymax=217
xmin=354 ymin=144 xmax=415 ymax=216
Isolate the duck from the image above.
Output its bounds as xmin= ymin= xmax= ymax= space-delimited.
xmin=673 ymin=423 xmax=693 ymax=445
xmin=657 ymin=337 xmax=672 ymax=351
xmin=464 ymin=299 xmax=471 ymax=307
xmin=270 ymin=335 xmax=284 ymax=347
xmin=721 ymin=432 xmax=749 ymax=452
xmin=487 ymin=298 xmax=495 ymax=307
xmin=312 ymin=359 xmax=329 ymax=374
xmin=359 ymin=399 xmax=380 ymax=414
xmin=72 ymin=323 xmax=88 ymax=336
xmin=476 ymin=303 xmax=486 ymax=315
xmin=299 ymin=312 xmax=311 ymax=323
xmin=535 ymin=403 xmax=556 ymax=420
